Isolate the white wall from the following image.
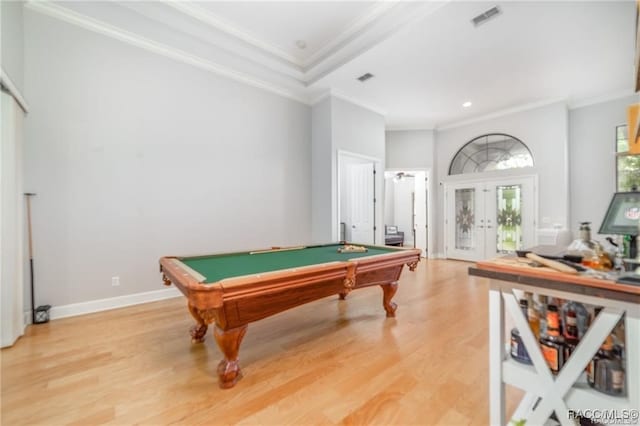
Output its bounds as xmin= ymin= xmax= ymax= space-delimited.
xmin=385 ymin=130 xmax=436 ymax=170
xmin=23 ymin=10 xmax=312 ymax=308
xmin=569 ymin=95 xmax=639 ymax=236
xmin=435 ymin=101 xmax=569 ymax=255
xmin=332 ymin=97 xmax=386 ymax=244
xmin=1 ymin=1 xmax=24 ymax=92
xmin=311 ymin=97 xmax=333 ymax=243
xmin=311 ymin=96 xmax=386 ymax=244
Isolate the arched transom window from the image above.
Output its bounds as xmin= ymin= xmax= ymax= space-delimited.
xmin=449 ymin=133 xmax=534 ymax=175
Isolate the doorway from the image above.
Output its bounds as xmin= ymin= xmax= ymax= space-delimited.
xmin=337 ymin=152 xmax=378 ymax=244
xmin=384 ymin=170 xmax=430 ymax=257
xmin=444 ymin=175 xmax=537 ymax=261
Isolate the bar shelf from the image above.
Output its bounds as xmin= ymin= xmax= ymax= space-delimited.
xmin=470 ymin=260 xmax=640 ymax=426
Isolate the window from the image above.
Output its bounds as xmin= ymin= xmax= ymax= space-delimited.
xmin=449 ymin=133 xmax=533 ymax=175
xmin=616 ymin=125 xmax=640 ymax=191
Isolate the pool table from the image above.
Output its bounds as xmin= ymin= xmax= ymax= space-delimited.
xmin=159 ymin=243 xmax=421 ymax=389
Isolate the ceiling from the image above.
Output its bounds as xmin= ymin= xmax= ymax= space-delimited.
xmin=31 ymin=1 xmax=637 ymax=129
xmin=194 ymin=1 xmax=379 ymax=65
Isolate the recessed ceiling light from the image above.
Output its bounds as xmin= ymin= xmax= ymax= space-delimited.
xmin=295 ymin=40 xmax=307 ymax=50
xmin=462 ymin=101 xmax=472 ymax=108
xmin=357 ymin=73 xmax=374 ymax=82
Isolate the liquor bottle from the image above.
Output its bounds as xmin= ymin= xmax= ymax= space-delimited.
xmin=528 ymin=302 xmax=540 ymax=339
xmin=568 ymin=222 xmax=612 ymax=270
xmin=540 ymin=304 xmax=565 ymax=374
xmin=523 ymin=292 xmax=539 ymax=338
xmin=561 ymin=300 xmax=590 ymax=339
xmin=589 ymin=335 xmax=626 ymax=396
xmin=537 ymin=295 xmax=548 ymax=336
xmin=563 ymin=309 xmax=580 ymax=360
xmin=510 ymin=299 xmax=532 ymax=365
xmin=587 ymin=307 xmax=606 ymax=386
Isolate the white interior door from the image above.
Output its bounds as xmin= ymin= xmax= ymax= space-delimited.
xmin=414 ymin=172 xmax=427 ymax=256
xmin=393 ymin=177 xmax=414 ymax=246
xmin=1 ymin=91 xmax=25 ymax=348
xmin=445 ymin=176 xmax=536 ymax=261
xmin=348 ymin=163 xmax=374 ymax=244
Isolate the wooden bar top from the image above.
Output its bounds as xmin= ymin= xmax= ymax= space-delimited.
xmin=469 ymin=256 xmax=640 ymax=303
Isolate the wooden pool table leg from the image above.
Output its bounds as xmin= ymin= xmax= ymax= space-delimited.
xmin=381 ymin=282 xmax=398 ymax=317
xmin=338 ymin=291 xmax=348 ymax=300
xmin=187 ymin=303 xmax=209 ymax=343
xmin=214 ymin=324 xmax=248 ymax=389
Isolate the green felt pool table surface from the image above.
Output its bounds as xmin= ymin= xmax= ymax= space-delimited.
xmin=180 ymin=243 xmax=396 ymax=283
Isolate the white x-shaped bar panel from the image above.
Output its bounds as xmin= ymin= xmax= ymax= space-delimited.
xmin=488 ymin=279 xmax=639 ymax=426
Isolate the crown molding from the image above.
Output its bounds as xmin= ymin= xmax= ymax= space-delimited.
xmin=159 ymin=1 xmax=444 ymax=87
xmin=385 ymin=123 xmax=435 ymax=132
xmin=26 ymin=1 xmax=308 ymax=104
xmin=117 ymin=1 xmax=306 ymax=81
xmin=302 ymin=1 xmax=399 ymax=69
xmin=163 ymin=1 xmax=404 ymax=77
xmin=0 ymin=68 xmax=29 ymax=113
xmin=310 ymin=89 xmax=386 ymax=116
xmin=164 ymin=1 xmax=301 ymax=68
xmin=435 ymin=98 xmax=567 ymax=131
xmin=305 ymin=1 xmax=449 ymax=86
xmin=568 ymin=89 xmax=637 ymax=110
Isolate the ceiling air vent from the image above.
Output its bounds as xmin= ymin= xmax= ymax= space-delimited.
xmin=357 ymin=73 xmax=374 ymax=82
xmin=471 ymin=6 xmax=501 ymax=27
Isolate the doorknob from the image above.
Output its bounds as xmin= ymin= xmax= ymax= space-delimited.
xmin=352 ymin=225 xmax=356 ymax=228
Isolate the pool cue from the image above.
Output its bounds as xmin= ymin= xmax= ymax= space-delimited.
xmin=250 ymin=246 xmax=306 ymax=255
xmin=25 ymin=193 xmax=36 ymax=324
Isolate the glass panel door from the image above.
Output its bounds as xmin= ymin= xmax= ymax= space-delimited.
xmin=496 ymin=184 xmax=523 ymax=253
xmin=446 ymin=176 xmax=536 ymax=261
xmin=446 ymin=183 xmax=485 ymax=261
xmin=488 ymin=177 xmax=535 ymax=257
xmin=455 ymin=188 xmax=476 ymax=251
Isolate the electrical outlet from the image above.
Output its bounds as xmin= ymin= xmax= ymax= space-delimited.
xmin=112 ymin=276 xmax=120 ymax=286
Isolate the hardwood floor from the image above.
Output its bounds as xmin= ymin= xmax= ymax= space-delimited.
xmin=1 ymin=259 xmax=521 ymax=425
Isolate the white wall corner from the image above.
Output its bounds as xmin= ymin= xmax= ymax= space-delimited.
xmin=329 ymin=90 xmax=387 ymax=117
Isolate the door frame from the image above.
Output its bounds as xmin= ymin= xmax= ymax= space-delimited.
xmin=385 ymin=167 xmax=433 ymax=258
xmin=336 ymin=150 xmax=381 ymax=244
xmin=443 ymin=173 xmax=538 ymax=261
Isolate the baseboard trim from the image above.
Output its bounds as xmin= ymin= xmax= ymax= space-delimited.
xmin=24 ymin=287 xmax=182 ymax=324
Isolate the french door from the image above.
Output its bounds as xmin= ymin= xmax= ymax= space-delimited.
xmin=445 ymin=176 xmax=536 ymax=261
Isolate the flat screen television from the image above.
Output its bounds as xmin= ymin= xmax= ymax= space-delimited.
xmin=599 ymin=191 xmax=640 ymax=236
